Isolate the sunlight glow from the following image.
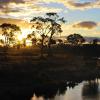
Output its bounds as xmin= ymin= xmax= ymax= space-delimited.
xmin=17 ymin=35 xmax=23 ymax=41
xmin=17 ymin=29 xmax=33 ymax=41
xmin=31 ymin=94 xmax=44 ymax=100
xmin=26 ymin=40 xmax=32 ymax=46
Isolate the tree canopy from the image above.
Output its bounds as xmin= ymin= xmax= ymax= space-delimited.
xmin=30 ymin=13 xmax=66 ymax=56
xmin=0 ymin=23 xmax=21 ymax=46
xmin=67 ymin=33 xmax=85 ymax=45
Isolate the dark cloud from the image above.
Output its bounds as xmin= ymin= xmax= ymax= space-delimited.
xmin=68 ymin=1 xmax=92 ymax=8
xmin=64 ymin=0 xmax=100 ymax=10
xmin=0 ymin=0 xmax=24 ymax=4
xmin=73 ymin=21 xmax=98 ymax=29
xmin=0 ymin=5 xmax=4 ymax=9
xmin=0 ymin=0 xmax=25 ymax=13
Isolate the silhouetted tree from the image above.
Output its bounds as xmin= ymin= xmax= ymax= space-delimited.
xmin=27 ymin=31 xmax=37 ymax=46
xmin=46 ymin=13 xmax=66 ymax=49
xmin=82 ymin=81 xmax=99 ymax=97
xmin=0 ymin=39 xmax=4 ymax=45
xmin=30 ymin=17 xmax=48 ymax=57
xmin=92 ymin=39 xmax=98 ymax=45
xmin=31 ymin=13 xmax=66 ymax=57
xmin=0 ymin=23 xmax=21 ymax=46
xmin=67 ymin=33 xmax=85 ymax=45
xmin=22 ymin=38 xmax=26 ymax=47
xmin=50 ymin=39 xmax=56 ymax=45
xmin=57 ymin=39 xmax=63 ymax=44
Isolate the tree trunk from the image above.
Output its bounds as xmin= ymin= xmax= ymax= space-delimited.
xmin=7 ymin=36 xmax=9 ymax=47
xmin=4 ymin=36 xmax=7 ymax=46
xmin=40 ymin=37 xmax=44 ymax=58
xmin=48 ymin=34 xmax=53 ymax=56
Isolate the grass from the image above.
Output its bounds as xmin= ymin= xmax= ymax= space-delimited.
xmin=0 ymin=45 xmax=99 ymax=80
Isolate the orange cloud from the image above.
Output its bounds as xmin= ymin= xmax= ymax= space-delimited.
xmin=0 ymin=18 xmax=32 ymax=29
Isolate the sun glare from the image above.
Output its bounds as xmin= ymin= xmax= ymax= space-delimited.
xmin=17 ymin=29 xmax=33 ymax=41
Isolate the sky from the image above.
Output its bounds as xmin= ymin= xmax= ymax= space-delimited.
xmin=0 ymin=0 xmax=100 ymax=38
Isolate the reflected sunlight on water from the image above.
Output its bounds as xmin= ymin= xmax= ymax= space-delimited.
xmin=31 ymin=94 xmax=44 ymax=100
xmin=54 ymin=82 xmax=83 ymax=100
xmin=31 ymin=80 xmax=100 ymax=100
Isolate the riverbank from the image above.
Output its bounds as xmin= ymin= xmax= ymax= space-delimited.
xmin=0 ymin=45 xmax=100 ymax=80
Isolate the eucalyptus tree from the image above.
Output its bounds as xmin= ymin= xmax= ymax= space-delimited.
xmin=92 ymin=39 xmax=98 ymax=45
xmin=27 ymin=31 xmax=37 ymax=45
xmin=67 ymin=33 xmax=85 ymax=45
xmin=46 ymin=13 xmax=66 ymax=49
xmin=31 ymin=13 xmax=66 ymax=56
xmin=0 ymin=39 xmax=4 ymax=45
xmin=0 ymin=23 xmax=21 ymax=46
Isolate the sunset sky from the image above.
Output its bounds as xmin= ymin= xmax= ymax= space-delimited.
xmin=0 ymin=0 xmax=100 ymax=38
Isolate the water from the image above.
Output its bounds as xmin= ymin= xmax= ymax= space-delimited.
xmin=31 ymin=80 xmax=100 ymax=100
xmin=0 ymin=55 xmax=99 ymax=100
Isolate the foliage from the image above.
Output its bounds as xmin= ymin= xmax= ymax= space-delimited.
xmin=0 ymin=39 xmax=4 ymax=44
xmin=31 ymin=13 xmax=66 ymax=43
xmin=50 ymin=39 xmax=56 ymax=45
xmin=27 ymin=31 xmax=37 ymax=45
xmin=67 ymin=33 xmax=85 ymax=45
xmin=57 ymin=39 xmax=63 ymax=44
xmin=92 ymin=39 xmax=98 ymax=45
xmin=0 ymin=23 xmax=21 ymax=46
xmin=30 ymin=13 xmax=66 ymax=56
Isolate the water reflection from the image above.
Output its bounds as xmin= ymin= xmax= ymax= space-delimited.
xmin=0 ymin=56 xmax=100 ymax=100
xmin=30 ymin=81 xmax=78 ymax=100
xmin=0 ymin=80 xmax=77 ymax=100
xmin=82 ymin=80 xmax=100 ymax=100
xmin=31 ymin=94 xmax=44 ymax=100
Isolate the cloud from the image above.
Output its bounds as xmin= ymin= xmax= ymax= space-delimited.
xmin=0 ymin=0 xmax=100 ymax=21
xmin=0 ymin=18 xmax=32 ymax=29
xmin=0 ymin=0 xmax=100 ymax=13
xmin=73 ymin=21 xmax=98 ymax=29
xmin=64 ymin=0 xmax=93 ymax=10
xmin=0 ymin=18 xmax=100 ymax=38
xmin=41 ymin=0 xmax=100 ymax=10
xmin=0 ymin=0 xmax=25 ymax=4
xmin=0 ymin=17 xmax=34 ymax=38
xmin=65 ymin=0 xmax=100 ymax=10
xmin=0 ymin=1 xmax=63 ymax=20
xmin=60 ymin=21 xmax=100 ymax=37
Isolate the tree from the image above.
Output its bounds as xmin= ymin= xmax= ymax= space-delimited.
xmin=0 ymin=23 xmax=21 ymax=46
xmin=67 ymin=33 xmax=85 ymax=45
xmin=57 ymin=39 xmax=63 ymax=44
xmin=27 ymin=31 xmax=37 ymax=46
xmin=92 ymin=39 xmax=98 ymax=45
xmin=30 ymin=17 xmax=47 ymax=57
xmin=46 ymin=13 xmax=66 ymax=55
xmin=0 ymin=39 xmax=4 ymax=46
xmin=50 ymin=39 xmax=56 ymax=45
xmin=31 ymin=13 xmax=66 ymax=56
xmin=22 ymin=38 xmax=26 ymax=47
